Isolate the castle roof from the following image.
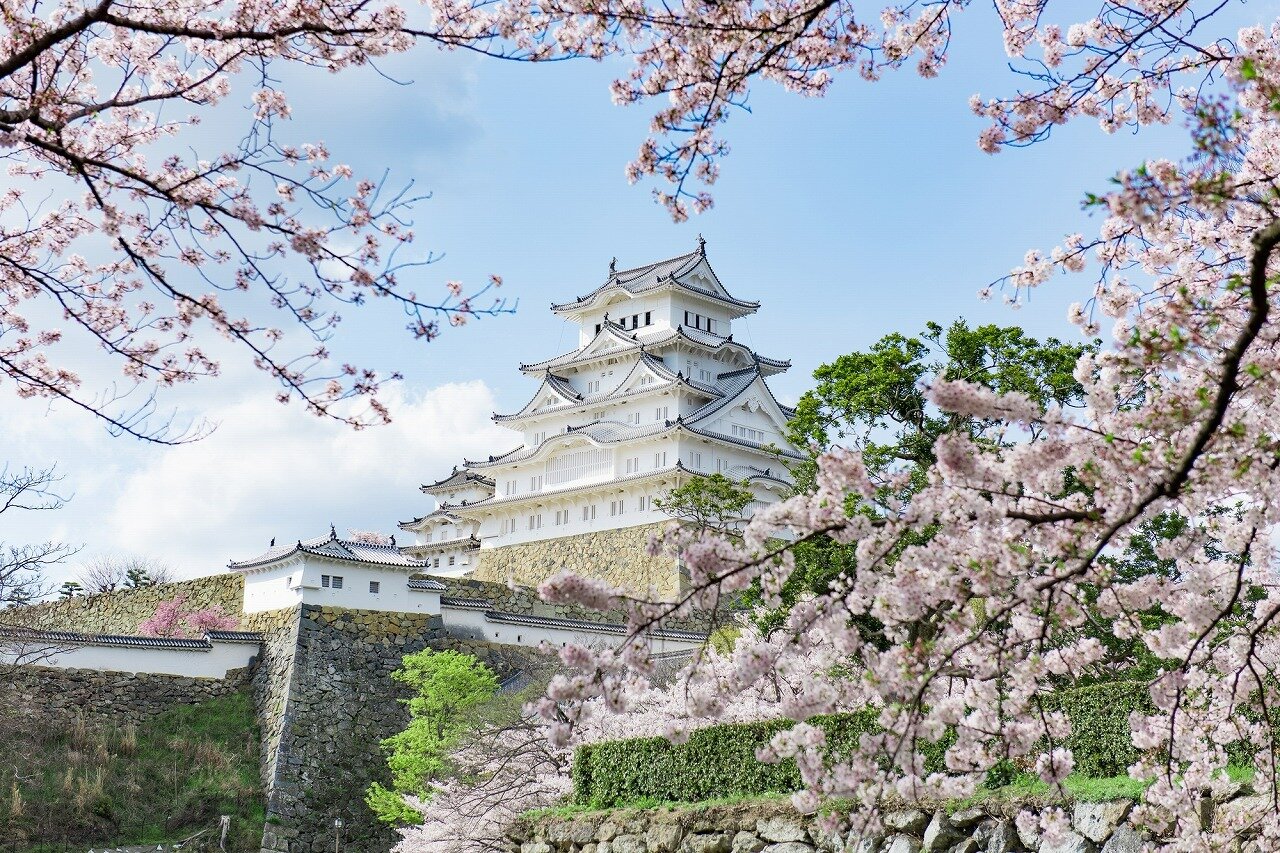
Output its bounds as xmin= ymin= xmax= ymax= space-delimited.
xmin=420 ymin=468 xmax=496 ymax=495
xmin=518 ymin=324 xmax=789 ymax=377
xmin=550 ymin=242 xmax=759 ymax=319
xmin=494 ymin=353 xmax=716 ymax=425
xmin=228 ymin=529 xmax=430 ymax=572
xmin=0 ymin=626 xmax=263 ymax=650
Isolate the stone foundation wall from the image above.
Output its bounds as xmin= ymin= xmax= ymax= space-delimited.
xmin=509 ymin=798 xmax=1150 ymax=853
xmin=512 ymin=788 xmax=1276 ymax=853
xmin=474 ymin=524 xmax=681 ymax=599
xmin=2 ymin=664 xmax=253 ymax=728
xmin=9 ymin=573 xmax=245 ymax=634
xmin=258 ymin=604 xmax=549 ymax=853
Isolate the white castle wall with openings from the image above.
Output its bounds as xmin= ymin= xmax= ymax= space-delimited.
xmin=229 ymin=530 xmax=445 ymax=614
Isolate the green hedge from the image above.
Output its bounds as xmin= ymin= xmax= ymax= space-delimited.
xmin=572 ymin=710 xmax=953 ymax=807
xmin=571 ymin=682 xmax=1154 ymax=807
xmin=1041 ymin=681 xmax=1155 ymax=778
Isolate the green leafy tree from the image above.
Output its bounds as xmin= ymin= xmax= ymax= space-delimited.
xmin=56 ymin=580 xmax=83 ymax=599
xmin=759 ymin=320 xmax=1097 ymax=633
xmin=366 ymin=649 xmax=500 ymax=825
xmin=656 ymin=474 xmax=755 ymax=535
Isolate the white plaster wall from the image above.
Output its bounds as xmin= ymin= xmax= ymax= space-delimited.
xmin=241 ymin=561 xmax=304 ymax=613
xmin=33 ymin=641 xmax=258 ymax=678
xmin=295 ymin=557 xmax=442 ymax=615
xmin=417 ymin=546 xmax=476 ymax=577
xmin=440 ymin=606 xmax=702 ymax=654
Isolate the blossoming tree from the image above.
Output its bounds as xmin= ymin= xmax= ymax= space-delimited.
xmin=427 ymin=3 xmax=1280 ymax=849
xmin=137 ymin=594 xmax=237 ymax=637
xmin=1 ymin=0 xmax=520 ymax=442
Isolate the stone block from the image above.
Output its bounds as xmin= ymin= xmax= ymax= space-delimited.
xmin=984 ymin=820 xmax=1018 ymax=853
xmin=949 ymin=809 xmax=985 ymax=830
xmin=614 ymin=833 xmax=648 ymax=853
xmin=922 ymin=813 xmax=962 ymax=852
xmin=732 ymin=831 xmax=766 ymax=853
xmin=1072 ymin=802 xmax=1131 ymax=844
xmin=884 ymin=811 xmax=930 ymax=836
xmin=883 ymin=836 xmax=921 ymax=853
xmin=1039 ymin=831 xmax=1095 ymax=853
xmin=684 ymin=834 xmax=732 ymax=853
xmin=759 ymin=817 xmax=810 ymax=843
xmin=947 ymin=841 xmax=978 ymax=853
xmin=761 ymin=843 xmax=815 ymax=853
xmin=1099 ymin=827 xmax=1145 ymax=853
xmin=648 ymin=824 xmax=684 ymax=852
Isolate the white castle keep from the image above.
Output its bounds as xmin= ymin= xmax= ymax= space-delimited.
xmin=398 ymin=240 xmax=803 ymax=590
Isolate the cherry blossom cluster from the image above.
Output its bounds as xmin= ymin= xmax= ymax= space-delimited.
xmin=1 ymin=0 xmax=513 ymax=441
xmin=424 ymin=1 xmax=1250 ymax=218
xmin=137 ymin=594 xmax=238 ymax=637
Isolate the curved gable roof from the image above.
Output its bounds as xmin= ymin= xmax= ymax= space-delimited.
xmin=551 ymin=244 xmax=759 ymax=318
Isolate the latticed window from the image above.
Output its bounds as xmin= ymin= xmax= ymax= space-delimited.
xmin=546 ymin=448 xmax=610 ymax=485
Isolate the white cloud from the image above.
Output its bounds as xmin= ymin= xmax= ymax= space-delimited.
xmin=105 ymin=380 xmax=508 ymax=576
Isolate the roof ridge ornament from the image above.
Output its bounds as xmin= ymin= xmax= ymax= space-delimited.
xmin=609 ymin=257 xmax=617 ymax=275
xmin=697 ymin=234 xmax=706 ymax=255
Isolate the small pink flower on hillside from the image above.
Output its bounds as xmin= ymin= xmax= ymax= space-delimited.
xmin=138 ymin=595 xmax=238 ymax=637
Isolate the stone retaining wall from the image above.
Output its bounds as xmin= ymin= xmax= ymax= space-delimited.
xmin=474 ymin=524 xmax=681 ymax=599
xmin=9 ymin=573 xmax=245 ymax=634
xmin=3 ymin=664 xmax=253 ymax=728
xmin=511 ymin=794 xmax=1268 ymax=853
xmin=258 ymin=604 xmax=549 ymax=853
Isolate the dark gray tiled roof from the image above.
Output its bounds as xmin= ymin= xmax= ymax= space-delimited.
xmin=408 ymin=578 xmax=448 ymax=591
xmin=229 ymin=531 xmax=431 ymax=571
xmin=550 ymin=246 xmax=759 ymax=314
xmin=421 ymin=468 xmax=496 ymax=494
xmin=482 ymin=610 xmax=709 ymax=642
xmin=520 ymin=325 xmax=786 ymax=376
xmin=0 ymin=627 xmax=262 ymax=650
xmin=440 ymin=595 xmax=492 ymax=610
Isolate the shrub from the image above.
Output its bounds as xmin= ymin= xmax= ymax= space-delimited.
xmin=572 ymin=682 xmax=1157 ymax=807
xmin=572 ymin=711 xmax=940 ymax=807
xmin=1041 ymin=681 xmax=1154 ymax=778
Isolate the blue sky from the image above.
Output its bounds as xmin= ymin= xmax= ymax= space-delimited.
xmin=2 ymin=3 xmax=1221 ymax=584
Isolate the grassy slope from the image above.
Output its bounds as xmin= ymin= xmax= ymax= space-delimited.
xmin=0 ymin=690 xmax=265 ymax=851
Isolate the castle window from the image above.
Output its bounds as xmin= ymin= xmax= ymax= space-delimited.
xmin=645 ymin=312 xmax=652 ymax=326
xmin=528 ymin=514 xmax=543 ymax=530
xmin=654 ymin=451 xmax=667 ymax=467
xmin=322 ymin=575 xmax=344 ymax=589
xmin=369 ymin=581 xmax=380 ymax=594
xmin=731 ymin=424 xmax=766 ymax=443
xmin=595 ymin=323 xmax=602 ymax=334
xmin=625 ymin=457 xmax=639 ymax=474
xmin=424 ymin=531 xmax=433 ymax=542
xmin=529 ymin=474 xmax=544 ymax=491
xmin=706 ymin=318 xmax=715 ymax=334
xmin=655 ymin=406 xmax=668 ymax=421
xmin=449 ymin=555 xmax=456 ymax=566
xmin=321 ymin=575 xmax=330 ymax=588
xmin=610 ymin=500 xmax=625 ymax=516
xmin=638 ymin=496 xmax=650 ymax=511
xmin=433 ymin=557 xmax=440 ymax=568
xmin=582 ymin=505 xmax=597 ymax=522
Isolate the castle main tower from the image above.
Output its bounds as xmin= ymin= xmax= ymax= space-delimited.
xmin=400 ymin=241 xmax=801 ymax=597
